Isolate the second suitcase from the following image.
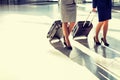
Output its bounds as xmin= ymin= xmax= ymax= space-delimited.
xmin=47 ymin=20 xmax=63 ymax=41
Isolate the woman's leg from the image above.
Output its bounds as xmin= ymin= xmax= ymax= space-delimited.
xmin=103 ymin=20 xmax=109 ymax=41
xmin=95 ymin=21 xmax=103 ymax=42
xmin=62 ymin=22 xmax=71 ymax=47
xmin=101 ymin=20 xmax=109 ymax=46
xmin=69 ymin=22 xmax=75 ymax=33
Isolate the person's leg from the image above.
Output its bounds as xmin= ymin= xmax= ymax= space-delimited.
xmin=94 ymin=21 xmax=103 ymax=42
xmin=101 ymin=20 xmax=109 ymax=46
xmin=62 ymin=22 xmax=71 ymax=47
xmin=103 ymin=20 xmax=109 ymax=41
xmin=69 ymin=22 xmax=75 ymax=34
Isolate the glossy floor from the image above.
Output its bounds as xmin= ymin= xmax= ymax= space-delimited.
xmin=0 ymin=2 xmax=120 ymax=80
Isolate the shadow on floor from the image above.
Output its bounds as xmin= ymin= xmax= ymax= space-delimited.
xmin=50 ymin=40 xmax=72 ymax=57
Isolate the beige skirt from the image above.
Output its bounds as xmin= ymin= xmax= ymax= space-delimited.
xmin=60 ymin=2 xmax=76 ymax=22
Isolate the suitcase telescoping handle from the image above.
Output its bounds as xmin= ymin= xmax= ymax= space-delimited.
xmin=83 ymin=11 xmax=97 ymax=27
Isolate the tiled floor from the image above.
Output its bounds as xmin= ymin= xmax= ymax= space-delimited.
xmin=0 ymin=2 xmax=120 ymax=80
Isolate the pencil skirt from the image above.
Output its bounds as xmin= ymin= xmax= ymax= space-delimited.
xmin=60 ymin=3 xmax=76 ymax=22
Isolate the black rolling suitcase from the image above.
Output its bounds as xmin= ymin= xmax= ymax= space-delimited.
xmin=47 ymin=20 xmax=63 ymax=41
xmin=72 ymin=11 xmax=96 ymax=38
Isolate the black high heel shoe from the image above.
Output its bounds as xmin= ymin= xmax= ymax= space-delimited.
xmin=94 ymin=37 xmax=101 ymax=45
xmin=101 ymin=38 xmax=109 ymax=46
xmin=63 ymin=36 xmax=67 ymax=46
xmin=63 ymin=37 xmax=72 ymax=50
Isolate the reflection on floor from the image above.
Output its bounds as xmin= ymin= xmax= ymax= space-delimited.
xmin=51 ymin=36 xmax=120 ymax=80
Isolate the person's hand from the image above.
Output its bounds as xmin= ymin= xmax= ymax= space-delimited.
xmin=92 ymin=8 xmax=97 ymax=12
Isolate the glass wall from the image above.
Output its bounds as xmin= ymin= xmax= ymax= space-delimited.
xmin=1 ymin=0 xmax=120 ymax=6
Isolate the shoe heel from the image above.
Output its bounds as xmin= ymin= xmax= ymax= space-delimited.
xmin=63 ymin=36 xmax=67 ymax=47
xmin=101 ymin=38 xmax=103 ymax=43
xmin=101 ymin=38 xmax=109 ymax=46
xmin=93 ymin=37 xmax=101 ymax=45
